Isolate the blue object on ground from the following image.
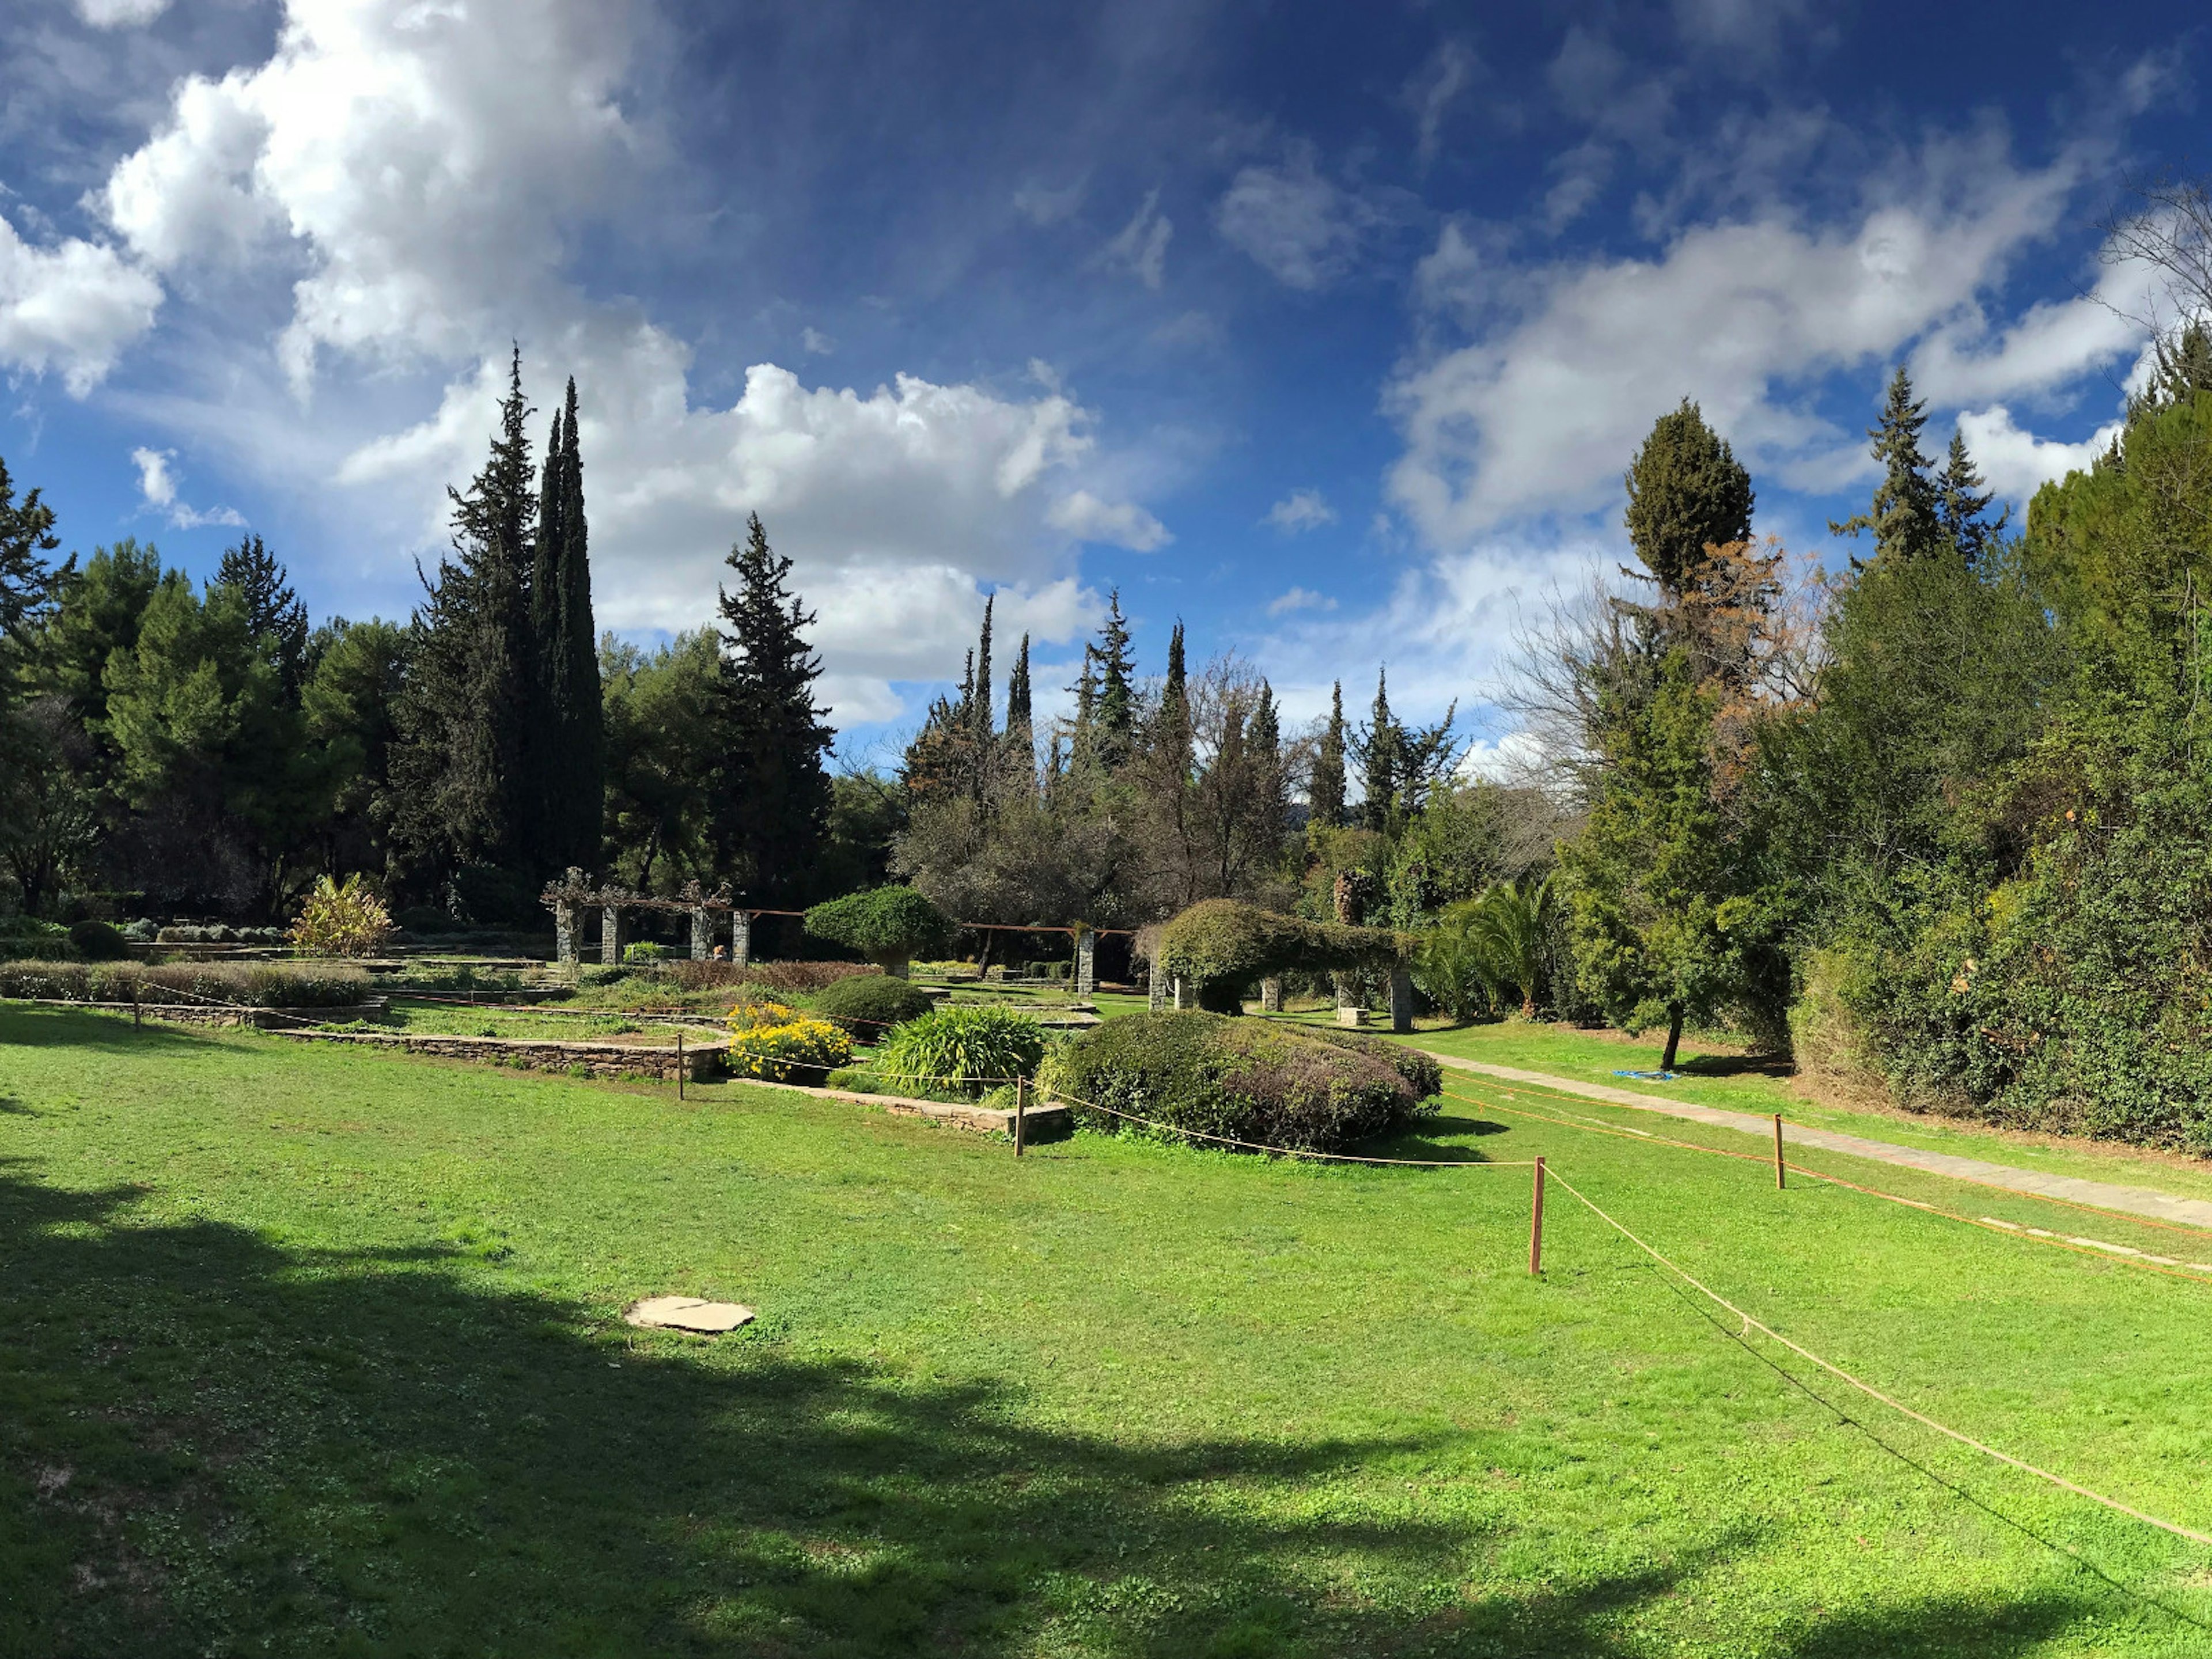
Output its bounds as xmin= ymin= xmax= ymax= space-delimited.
xmin=1613 ymin=1069 xmax=1679 ymax=1081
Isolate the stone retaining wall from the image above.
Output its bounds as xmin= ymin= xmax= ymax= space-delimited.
xmin=278 ymin=1029 xmax=723 ymax=1081
xmin=138 ymin=1000 xmax=388 ymax=1028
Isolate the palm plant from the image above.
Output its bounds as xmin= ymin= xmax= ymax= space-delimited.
xmin=1418 ymin=874 xmax=1553 ymax=1021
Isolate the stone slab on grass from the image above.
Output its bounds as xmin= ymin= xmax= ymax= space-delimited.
xmin=624 ymin=1296 xmax=755 ymax=1334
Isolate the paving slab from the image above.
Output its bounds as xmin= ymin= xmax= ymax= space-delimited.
xmin=1421 ymin=1052 xmax=2212 ymax=1232
xmin=624 ymin=1297 xmax=754 ymax=1333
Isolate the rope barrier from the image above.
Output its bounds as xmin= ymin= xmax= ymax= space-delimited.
xmin=1542 ymin=1164 xmax=2212 ymax=1550
xmin=1045 ymin=1087 xmax=1535 ymax=1167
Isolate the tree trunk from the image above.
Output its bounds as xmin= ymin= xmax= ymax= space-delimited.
xmin=1661 ymin=1002 xmax=1684 ymax=1071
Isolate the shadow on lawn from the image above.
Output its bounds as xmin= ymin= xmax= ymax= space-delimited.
xmin=0 ymin=1171 xmax=2134 ymax=1657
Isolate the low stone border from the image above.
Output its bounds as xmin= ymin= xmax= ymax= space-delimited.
xmin=278 ymin=1028 xmax=722 ymax=1081
xmin=124 ymin=999 xmax=390 ymax=1028
xmin=747 ymin=1077 xmax=1073 ymax=1139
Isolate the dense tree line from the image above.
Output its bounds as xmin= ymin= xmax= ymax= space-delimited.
xmin=0 ymin=354 xmax=841 ymax=927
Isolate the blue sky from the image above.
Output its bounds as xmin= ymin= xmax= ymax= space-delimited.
xmin=1 ymin=0 xmax=2202 ymax=763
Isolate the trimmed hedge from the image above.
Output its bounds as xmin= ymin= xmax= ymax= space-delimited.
xmin=1155 ymin=900 xmax=1404 ymax=1012
xmin=0 ymin=960 xmax=370 ymax=1007
xmin=803 ymin=886 xmax=952 ymax=972
xmin=1304 ymin=1026 xmax=1443 ymax=1104
xmin=809 ymin=974 xmax=940 ymax=1036
xmin=67 ymin=920 xmax=131 ymax=961
xmin=1037 ymin=1010 xmax=1420 ymax=1153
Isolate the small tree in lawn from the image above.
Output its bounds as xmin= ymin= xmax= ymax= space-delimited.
xmin=804 ymin=885 xmax=952 ymax=979
xmin=288 ymin=873 xmax=396 ymax=958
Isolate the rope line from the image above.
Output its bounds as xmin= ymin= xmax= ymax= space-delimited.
xmin=1542 ymin=1165 xmax=2212 ymax=1549
xmin=1047 ymin=1088 xmax=1535 ymax=1167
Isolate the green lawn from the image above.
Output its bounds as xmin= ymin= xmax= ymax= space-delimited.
xmin=9 ymin=1003 xmax=2212 ymax=1656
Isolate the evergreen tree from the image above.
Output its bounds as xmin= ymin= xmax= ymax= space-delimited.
xmin=1309 ymin=680 xmax=1347 ymax=828
xmin=712 ymin=513 xmax=835 ymax=902
xmin=1936 ymin=427 xmax=2006 ymax=567
xmin=1832 ymin=368 xmax=1944 ymax=563
xmin=1359 ymin=668 xmax=1401 ymax=832
xmin=215 ymin=533 xmax=309 ymax=698
xmin=1156 ymin=619 xmax=1191 ymax=775
xmin=0 ymin=453 xmax=64 ymax=708
xmin=972 ymin=594 xmax=994 ymax=749
xmin=389 ymin=347 xmax=539 ymax=893
xmin=1003 ymin=631 xmax=1035 ymax=786
xmin=1094 ymin=590 xmax=1136 ymax=767
xmin=527 ymin=378 xmax=603 ymax=870
xmin=1623 ymin=399 xmax=1754 ymax=598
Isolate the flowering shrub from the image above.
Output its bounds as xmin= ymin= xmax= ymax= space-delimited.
xmin=729 ymin=999 xmax=799 ymax=1030
xmin=726 ymin=1016 xmax=853 ymax=1084
xmin=287 ymin=874 xmax=395 ymax=958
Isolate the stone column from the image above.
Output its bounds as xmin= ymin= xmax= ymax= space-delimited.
xmin=1148 ymin=954 xmax=1166 ymax=1011
xmin=1260 ymin=976 xmax=1283 ymax=1013
xmin=555 ymin=900 xmax=577 ymax=968
xmin=1074 ymin=927 xmax=1096 ymax=998
xmin=731 ymin=910 xmax=752 ymax=969
xmin=1389 ymin=965 xmax=1414 ymax=1034
xmin=601 ymin=905 xmax=623 ymax=967
xmin=690 ymin=905 xmax=711 ymax=960
xmin=1334 ymin=971 xmax=1364 ymax=1028
xmin=1172 ymin=976 xmax=1188 ymax=1011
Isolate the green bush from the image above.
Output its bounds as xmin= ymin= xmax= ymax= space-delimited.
xmin=0 ymin=918 xmax=72 ymax=960
xmin=803 ymin=886 xmax=952 ymax=974
xmin=1156 ymin=899 xmax=1403 ymax=1012
xmin=1037 ymin=1010 xmax=1419 ymax=1154
xmin=623 ymin=941 xmax=672 ymax=964
xmin=288 ymin=874 xmax=396 ymax=957
xmin=67 ymin=920 xmax=131 ymax=961
xmin=1302 ymin=1027 xmax=1442 ymax=1107
xmin=809 ymin=974 xmax=940 ymax=1036
xmin=874 ymin=1005 xmax=1047 ymax=1098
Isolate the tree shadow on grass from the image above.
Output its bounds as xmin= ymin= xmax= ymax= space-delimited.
xmin=1674 ymin=1052 xmax=1794 ymax=1081
xmin=0 ymin=1166 xmax=2136 ymax=1658
xmin=0 ymin=1003 xmax=231 ymax=1057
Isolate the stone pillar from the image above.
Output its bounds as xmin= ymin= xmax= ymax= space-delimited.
xmin=1074 ymin=927 xmax=1096 ymax=998
xmin=1389 ymin=965 xmax=1414 ymax=1034
xmin=555 ymin=900 xmax=577 ymax=968
xmin=1334 ymin=971 xmax=1363 ymax=1028
xmin=1260 ymin=976 xmax=1283 ymax=1013
xmin=1149 ymin=956 xmax=1167 ymax=1011
xmin=1172 ymin=976 xmax=1188 ymax=1011
xmin=601 ymin=905 xmax=623 ymax=967
xmin=731 ymin=910 xmax=751 ymax=969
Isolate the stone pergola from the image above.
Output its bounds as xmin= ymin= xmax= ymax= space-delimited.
xmin=542 ymin=869 xmax=1111 ymax=994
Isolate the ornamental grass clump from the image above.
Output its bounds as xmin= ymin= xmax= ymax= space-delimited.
xmin=1039 ymin=1010 xmax=1425 ymax=1154
xmin=874 ymin=1005 xmax=1046 ymax=1097
xmin=287 ymin=874 xmax=396 ymax=958
xmin=726 ymin=1014 xmax=852 ymax=1083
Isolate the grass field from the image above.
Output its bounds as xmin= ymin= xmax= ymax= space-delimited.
xmin=11 ymin=1003 xmax=2212 ymax=1656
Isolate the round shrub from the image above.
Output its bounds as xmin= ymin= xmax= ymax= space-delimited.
xmin=802 ymin=885 xmax=952 ymax=976
xmin=1038 ymin=1010 xmax=1419 ymax=1154
xmin=67 ymin=919 xmax=131 ymax=961
xmin=727 ymin=1016 xmax=853 ymax=1084
xmin=875 ymin=1005 xmax=1047 ymax=1097
xmin=810 ymin=973 xmax=939 ymax=1036
xmin=1303 ymin=1027 xmax=1442 ymax=1109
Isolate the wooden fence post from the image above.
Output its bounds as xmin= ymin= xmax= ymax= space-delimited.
xmin=1773 ymin=1113 xmax=1785 ymax=1188
xmin=1014 ymin=1074 xmax=1028 ymax=1157
xmin=132 ymin=983 xmax=141 ymax=1029
xmin=677 ymin=1031 xmax=685 ymax=1101
xmin=1529 ymin=1156 xmax=1546 ymax=1277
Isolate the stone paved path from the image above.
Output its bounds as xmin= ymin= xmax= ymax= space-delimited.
xmin=1421 ymin=1052 xmax=2212 ymax=1233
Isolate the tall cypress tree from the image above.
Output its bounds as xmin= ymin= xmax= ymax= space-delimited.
xmin=713 ymin=513 xmax=835 ymax=902
xmin=1832 ymin=368 xmax=1944 ymax=564
xmin=1004 ymin=631 xmax=1034 ymax=787
xmin=1157 ymin=619 xmax=1190 ymax=775
xmin=1359 ymin=668 xmax=1400 ymax=833
xmin=1309 ymin=680 xmax=1346 ymax=828
xmin=525 ymin=378 xmax=603 ymax=872
xmin=1623 ymin=399 xmax=1754 ymax=599
xmin=390 ymin=347 xmax=539 ymax=893
xmin=972 ymin=595 xmax=994 ymax=750
xmin=1094 ymin=590 xmax=1135 ymax=767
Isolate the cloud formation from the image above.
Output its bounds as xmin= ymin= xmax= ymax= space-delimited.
xmin=0 ymin=213 xmax=162 ymax=395
xmin=1215 ymin=142 xmax=1385 ymax=291
xmin=1101 ymin=190 xmax=1172 ymax=290
xmin=132 ymin=446 xmax=245 ymax=529
xmin=1264 ymin=488 xmax=1335 ymax=532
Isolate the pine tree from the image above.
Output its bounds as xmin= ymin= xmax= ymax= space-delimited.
xmin=1359 ymin=668 xmax=1400 ymax=832
xmin=712 ymin=513 xmax=835 ymax=902
xmin=1094 ymin=590 xmax=1135 ymax=767
xmin=1623 ymin=399 xmax=1754 ymax=598
xmin=214 ymin=533 xmax=308 ymax=697
xmin=389 ymin=347 xmax=539 ymax=892
xmin=1832 ymin=368 xmax=1944 ymax=564
xmin=1309 ymin=680 xmax=1346 ymax=828
xmin=0 ymin=453 xmax=63 ymax=715
xmin=1936 ymin=427 xmax=2006 ymax=567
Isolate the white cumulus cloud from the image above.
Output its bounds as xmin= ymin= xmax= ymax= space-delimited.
xmin=131 ymin=445 xmax=247 ymax=528
xmin=0 ymin=214 xmax=162 ymax=395
xmin=1264 ymin=488 xmax=1335 ymax=533
xmin=1955 ymin=405 xmax=2124 ymax=506
xmin=76 ymin=0 xmax=171 ymax=26
xmin=1045 ymin=488 xmax=1171 ymax=551
xmin=1266 ymin=586 xmax=1336 ymax=616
